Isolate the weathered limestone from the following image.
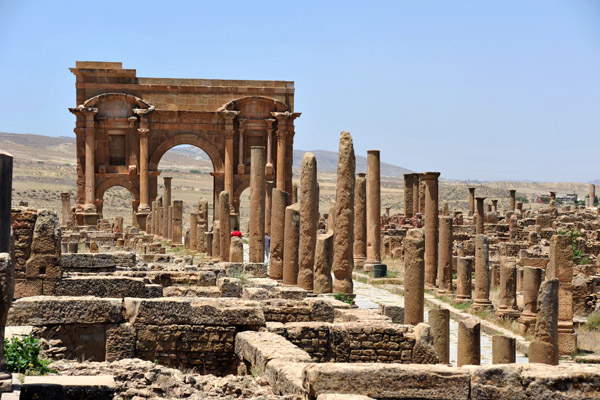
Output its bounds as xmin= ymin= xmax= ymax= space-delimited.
xmin=364 ymin=150 xmax=380 ymax=272
xmin=283 ymin=204 xmax=300 ymax=286
xmin=25 ymin=210 xmax=62 ymax=280
xmin=509 ymin=189 xmax=516 ymax=211
xmin=190 ymin=213 xmax=198 ymax=251
xmin=0 ymin=152 xmax=12 ymax=253
xmin=492 ymin=335 xmax=516 ymax=364
xmin=518 ymin=266 xmax=543 ymax=334
xmin=457 ymin=317 xmax=480 ymax=367
xmin=291 ymin=183 xmax=298 ymax=205
xmin=112 ymin=216 xmax=123 ymax=234
xmin=172 ymin=201 xmax=183 ymax=244
xmin=230 ymin=236 xmax=243 ymax=262
xmin=250 ymin=146 xmax=266 ymax=263
xmin=441 ymin=201 xmax=449 ymax=216
xmin=495 ymin=257 xmax=520 ymax=319
xmin=212 ymin=221 xmax=221 ymax=262
xmin=468 ymin=187 xmax=475 ymax=216
xmin=455 ymin=256 xmax=473 ymax=302
xmin=412 ymin=174 xmax=420 ymax=216
xmin=423 ymin=172 xmax=440 ymax=288
xmin=353 ymin=173 xmax=367 ymax=267
xmin=219 ymin=192 xmax=231 ymax=262
xmin=529 ymin=279 xmax=559 ymax=365
xmin=508 ymin=214 xmax=518 ymax=242
xmin=589 ymin=184 xmax=596 ymax=208
xmin=546 ymin=234 xmax=577 ymax=355
xmin=418 ymin=177 xmax=426 ymax=215
xmin=197 ymin=198 xmax=209 ymax=253
xmin=475 ymin=197 xmax=485 ymax=235
xmin=270 ymin=189 xmax=289 ymax=280
xmin=298 ymin=153 xmax=318 ymax=291
xmin=0 ymin=151 xmax=13 ymax=390
xmin=205 ymin=231 xmax=213 ymax=258
xmin=332 ymin=132 xmax=355 ymax=294
xmin=314 ymin=231 xmax=334 ymax=294
xmin=163 ymin=177 xmax=172 ymax=238
xmin=168 ymin=205 xmax=173 ymax=241
xmin=428 ymin=308 xmax=450 ymax=364
xmin=60 ymin=193 xmax=71 ymax=228
xmin=404 ymin=229 xmax=425 ymax=325
xmin=472 ymin=235 xmax=493 ymax=311
xmin=437 ymin=216 xmax=452 ymax=294
xmin=491 ymin=199 xmax=498 ymax=212
xmin=404 ymin=173 xmax=415 ymax=218
xmin=265 ymin=180 xmax=274 ymax=235
xmin=327 ymin=201 xmax=335 ymax=232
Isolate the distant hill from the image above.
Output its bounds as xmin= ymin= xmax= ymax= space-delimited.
xmin=294 ymin=149 xmax=413 ymax=178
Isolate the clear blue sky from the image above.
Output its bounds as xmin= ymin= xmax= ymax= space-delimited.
xmin=1 ymin=1 xmax=598 ymax=182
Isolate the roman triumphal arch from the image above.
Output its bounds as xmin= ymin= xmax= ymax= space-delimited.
xmin=69 ymin=61 xmax=300 ymax=229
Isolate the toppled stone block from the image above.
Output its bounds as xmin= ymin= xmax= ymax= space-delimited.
xmin=163 ymin=286 xmax=221 ymax=298
xmin=218 ymin=277 xmax=242 ymax=297
xmin=21 ymin=375 xmax=115 ymax=400
xmin=52 ymin=277 xmax=148 ymax=298
xmin=60 ymin=253 xmax=92 ymax=269
xmin=243 ymin=287 xmax=270 ymax=300
xmin=112 ymin=251 xmax=136 ymax=268
xmin=144 ymin=284 xmax=163 ymax=298
xmin=272 ymin=286 xmax=307 ymax=300
xmin=266 ymin=359 xmax=308 ymax=396
xmin=379 ymin=304 xmax=405 ymax=323
xmin=235 ymin=331 xmax=311 ymax=371
xmin=244 ymin=262 xmax=268 ymax=278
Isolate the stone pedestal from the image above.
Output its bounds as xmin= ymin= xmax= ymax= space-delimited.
xmin=457 ymin=317 xmax=480 ymax=367
xmin=353 ymin=173 xmax=367 ymax=268
xmin=518 ymin=266 xmax=543 ymax=334
xmin=495 ymin=257 xmax=520 ymax=320
xmin=492 ymin=335 xmax=516 ymax=364
xmin=455 ymin=256 xmax=473 ymax=303
xmin=364 ymin=150 xmax=381 ymax=272
xmin=249 ymin=147 xmax=266 ymax=263
xmin=283 ymin=204 xmax=300 ymax=286
xmin=473 ymin=234 xmax=493 ymax=311
xmin=404 ymin=229 xmax=425 ymax=325
xmin=428 ymin=308 xmax=449 ymax=364
xmin=298 ymin=153 xmax=318 ymax=291
xmin=269 ymin=189 xmax=289 ymax=280
xmin=436 ymin=215 xmax=452 ymax=294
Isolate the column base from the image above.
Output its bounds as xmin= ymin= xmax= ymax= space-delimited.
xmin=472 ymin=300 xmax=494 ymax=312
xmin=81 ymin=212 xmax=98 ymax=226
xmin=265 ymin=163 xmax=274 ymax=176
xmin=136 ymin=211 xmax=150 ymax=232
xmin=454 ymin=296 xmax=472 ymax=304
xmin=495 ymin=308 xmax=520 ymax=320
xmin=353 ymin=255 xmax=366 ymax=269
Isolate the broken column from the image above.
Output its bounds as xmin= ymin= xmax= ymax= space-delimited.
xmin=314 ymin=231 xmax=334 ymax=294
xmin=428 ymin=308 xmax=450 ymax=364
xmin=265 ymin=180 xmax=274 ymax=235
xmin=492 ymin=335 xmax=516 ymax=364
xmin=230 ymin=236 xmax=243 ymax=262
xmin=327 ymin=201 xmax=335 ymax=232
xmin=495 ymin=257 xmax=520 ymax=320
xmin=298 ymin=152 xmax=318 ymax=291
xmin=547 ymin=234 xmax=577 ymax=355
xmin=529 ymin=278 xmax=559 ymax=365
xmin=60 ymin=193 xmax=71 ymax=228
xmin=0 ymin=151 xmax=13 ymax=389
xmin=269 ymin=189 xmax=289 ymax=280
xmin=455 ymin=256 xmax=473 ymax=302
xmin=172 ymin=201 xmax=183 ymax=245
xmin=473 ymin=234 xmax=494 ymax=311
xmin=283 ymin=204 xmax=300 ymax=285
xmin=353 ymin=172 xmax=367 ymax=267
xmin=190 ymin=213 xmax=198 ymax=251
xmin=212 ymin=221 xmax=221 ymax=262
xmin=205 ymin=231 xmax=213 ymax=258
xmin=475 ymin=197 xmax=485 ymax=235
xmin=364 ymin=150 xmax=381 ymax=272
xmin=197 ymin=199 xmax=209 ymax=253
xmin=155 ymin=197 xmax=162 ymax=237
xmin=468 ymin=187 xmax=476 ymax=216
xmin=509 ymin=189 xmax=516 ymax=211
xmin=404 ymin=173 xmax=415 ymax=218
xmin=291 ymin=183 xmax=298 ymax=204
xmin=332 ymin=132 xmax=355 ymax=294
xmin=457 ymin=317 xmax=480 ymax=367
xmin=219 ymin=191 xmax=231 ymax=262
xmin=418 ymin=176 xmax=426 ymax=215
xmin=424 ymin=172 xmax=440 ymax=288
xmin=589 ymin=184 xmax=596 ymax=208
xmin=412 ymin=173 xmax=420 ymax=216
xmin=518 ymin=266 xmax=543 ymax=334
xmin=163 ymin=177 xmax=172 ymax=237
xmin=249 ymin=146 xmax=266 ymax=263
xmin=168 ymin=205 xmax=173 ymax=241
xmin=404 ymin=229 xmax=425 ymax=325
xmin=437 ymin=215 xmax=452 ymax=294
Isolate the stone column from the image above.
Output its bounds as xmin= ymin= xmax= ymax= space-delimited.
xmin=298 ymin=153 xmax=318 ymax=291
xmin=418 ymin=177 xmax=426 ymax=215
xmin=404 ymin=229 xmax=425 ymax=325
xmin=404 ymin=173 xmax=415 ymax=218
xmin=508 ymin=214 xmax=518 ymax=242
xmin=437 ymin=215 xmax=452 ymax=294
xmin=519 ymin=266 xmax=543 ymax=334
xmin=270 ymin=189 xmax=289 ymax=280
xmin=173 ymin=201 xmax=183 ymax=245
xmin=205 ymin=231 xmax=213 ymax=258
xmin=0 ymin=151 xmax=12 ymax=253
xmin=473 ymin=234 xmax=494 ymax=311
xmin=237 ymin=120 xmax=246 ymax=175
xmin=457 ymin=317 xmax=480 ymax=367
xmin=273 ymin=112 xmax=289 ymax=191
xmin=190 ymin=213 xmax=198 ymax=251
xmin=529 ymin=278 xmax=559 ymax=365
xmin=83 ymin=108 xmax=98 ymax=223
xmin=60 ymin=193 xmax=71 ymax=228
xmin=424 ymin=172 xmax=440 ymax=288
xmin=492 ymin=335 xmax=516 ymax=364
xmin=222 ymin=111 xmax=238 ymax=199
xmin=197 ymin=198 xmax=209 ymax=253
xmin=412 ymin=174 xmax=420 ymax=216
xmin=168 ymin=205 xmax=174 ymax=241
xmin=547 ymin=234 xmax=577 ymax=355
xmin=364 ymin=151 xmax=381 ymax=271
xmin=212 ymin=221 xmax=220 ymax=261
xmin=475 ymin=197 xmax=485 ymax=235
xmin=283 ymin=204 xmax=300 ymax=285
xmin=428 ymin=308 xmax=450 ymax=364
xmin=148 ymin=203 xmax=154 ymax=235
xmin=230 ymin=236 xmax=243 ymax=262
xmin=219 ymin=191 xmax=231 ymax=262
xmin=291 ymin=183 xmax=298 ymax=204
xmin=509 ymin=190 xmax=516 ymax=211
xmin=549 ymin=191 xmax=556 ymax=201
xmin=265 ymin=181 xmax=274 ymax=235
xmin=314 ymin=231 xmax=334 ymax=294
xmin=265 ymin=118 xmax=275 ymax=175
xmin=249 ymin=146 xmax=266 ymax=262
xmin=455 ymin=256 xmax=473 ymax=302
xmin=353 ymin=173 xmax=367 ymax=268
xmin=495 ymin=257 xmax=520 ymax=319
xmin=589 ymin=184 xmax=596 ymax=208
xmin=492 ymin=199 xmax=498 ymax=212
xmin=332 ymin=132 xmax=355 ymax=294
xmin=155 ymin=197 xmax=162 ymax=237
xmin=137 ymin=122 xmax=151 ymax=228
xmin=162 ymin=177 xmax=172 ymax=238
xmin=468 ymin=187 xmax=476 ymax=216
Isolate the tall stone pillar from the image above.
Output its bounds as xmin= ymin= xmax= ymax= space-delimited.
xmin=495 ymin=257 xmax=520 ymax=319
xmin=291 ymin=183 xmax=298 ymax=204
xmin=283 ymin=204 xmax=300 ymax=285
xmin=265 ymin=181 xmax=274 ymax=235
xmin=155 ymin=197 xmax=162 ymax=237
xmin=168 ymin=205 xmax=173 ymax=241
xmin=0 ymin=152 xmax=13 ymax=389
xmin=237 ymin=120 xmax=246 ymax=175
xmin=491 ymin=199 xmax=498 ymax=212
xmin=457 ymin=318 xmax=480 ymax=367
xmin=404 ymin=229 xmax=425 ymax=325
xmin=404 ymin=173 xmax=415 ymax=218
xmin=547 ymin=234 xmax=577 ymax=355
xmin=298 ymin=153 xmax=318 ymax=291
xmin=529 ymin=279 xmax=559 ymax=365
xmin=212 ymin=221 xmax=220 ymax=261
xmin=270 ymin=189 xmax=289 ymax=280
xmin=468 ymin=187 xmax=475 ymax=216
xmin=509 ymin=190 xmax=516 ymax=211
xmin=314 ymin=231 xmax=334 ymax=294
xmin=205 ymin=231 xmax=213 ymax=258
xmin=190 ymin=213 xmax=198 ymax=251
xmin=412 ymin=174 xmax=420 ymax=216
xmin=455 ymin=256 xmax=473 ymax=302
xmin=332 ymin=132 xmax=355 ymax=294
xmin=418 ymin=177 xmax=426 ymax=215
xmin=173 ymin=201 xmax=183 ymax=245
xmin=197 ymin=198 xmax=209 ymax=253
xmin=353 ymin=173 xmax=367 ymax=267
xmin=424 ymin=172 xmax=440 ymax=288
xmin=0 ymin=152 xmax=12 ymax=254
xmin=222 ymin=111 xmax=239 ymax=199
xmin=219 ymin=191 xmax=231 ymax=262
xmin=136 ymin=119 xmax=151 ymax=230
xmin=265 ymin=119 xmax=275 ymax=175
xmin=273 ymin=112 xmax=289 ymax=191
xmin=60 ymin=193 xmax=71 ymax=228
xmin=518 ymin=266 xmax=543 ymax=334
xmin=475 ymin=197 xmax=485 ymax=235
xmin=327 ymin=202 xmax=335 ymax=232
xmin=428 ymin=308 xmax=450 ymax=364
xmin=148 ymin=202 xmax=154 ymax=235
xmin=364 ymin=150 xmax=381 ymax=272
xmin=162 ymin=177 xmax=172 ymax=238
xmin=437 ymin=215 xmax=452 ymax=294
xmin=473 ymin=234 xmax=493 ymax=311
xmin=249 ymin=147 xmax=266 ymax=262
xmin=83 ymin=107 xmax=98 ymax=224
xmin=589 ymin=184 xmax=596 ymax=208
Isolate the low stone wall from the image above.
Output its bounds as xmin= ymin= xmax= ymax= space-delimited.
xmin=260 ymin=298 xmax=335 ymax=323
xmin=60 ymin=252 xmax=136 ymax=272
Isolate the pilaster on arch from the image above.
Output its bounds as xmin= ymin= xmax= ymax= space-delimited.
xmin=148 ymin=134 xmax=224 ymax=173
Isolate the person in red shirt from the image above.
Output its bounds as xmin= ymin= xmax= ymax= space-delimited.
xmin=231 ymin=226 xmax=242 ymax=238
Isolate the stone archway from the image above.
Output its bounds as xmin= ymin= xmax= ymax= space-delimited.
xmin=95 ymin=178 xmax=140 ymax=225
xmin=148 ymin=133 xmax=223 ymax=173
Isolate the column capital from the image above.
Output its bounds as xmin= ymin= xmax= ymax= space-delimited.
xmin=137 ymin=128 xmax=150 ymax=138
xmin=221 ymin=110 xmax=240 ymax=121
xmin=133 ymin=106 xmax=155 ymax=116
xmin=423 ymin=171 xmax=441 ymax=180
